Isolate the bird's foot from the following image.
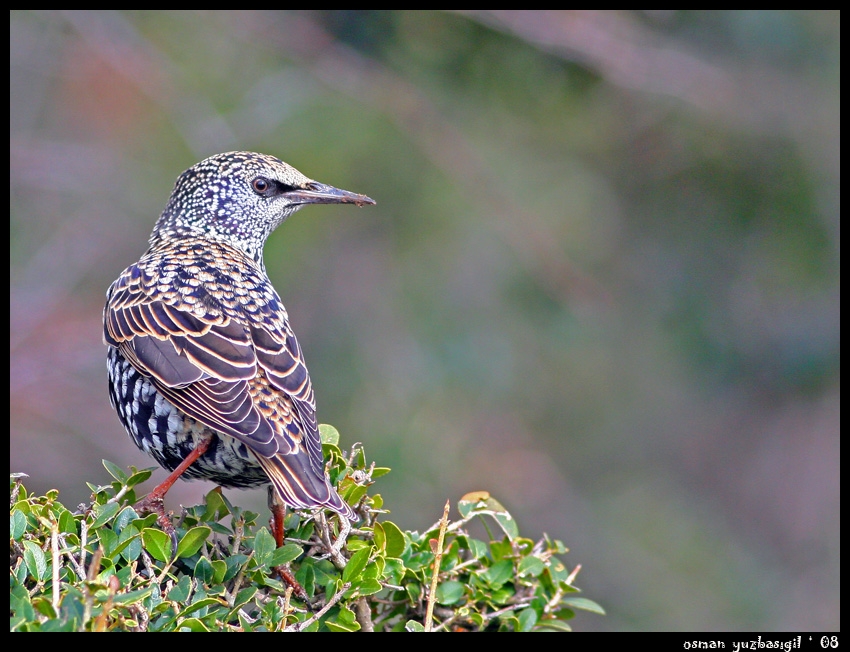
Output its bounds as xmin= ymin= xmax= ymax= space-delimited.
xmin=273 ymin=563 xmax=312 ymax=605
xmin=135 ymin=493 xmax=179 ymax=556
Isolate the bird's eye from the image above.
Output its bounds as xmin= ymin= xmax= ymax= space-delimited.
xmin=252 ymin=177 xmax=271 ymax=194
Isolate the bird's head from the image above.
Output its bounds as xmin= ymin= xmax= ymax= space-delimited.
xmin=150 ymin=151 xmax=374 ymax=263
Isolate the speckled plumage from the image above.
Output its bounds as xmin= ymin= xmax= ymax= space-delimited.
xmin=104 ymin=152 xmax=374 ymax=519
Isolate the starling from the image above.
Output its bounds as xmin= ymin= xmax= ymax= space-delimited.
xmin=103 ymin=151 xmax=374 ymax=538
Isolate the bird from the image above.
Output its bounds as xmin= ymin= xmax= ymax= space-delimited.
xmin=103 ymin=151 xmax=374 ymax=547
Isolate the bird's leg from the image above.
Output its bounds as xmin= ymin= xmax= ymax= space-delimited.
xmin=268 ymin=487 xmax=310 ymax=603
xmin=135 ymin=433 xmax=213 ymax=553
xmin=269 ymin=495 xmax=287 ymax=549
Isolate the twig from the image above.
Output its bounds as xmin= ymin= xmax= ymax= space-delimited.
xmin=281 ymin=586 xmax=293 ymax=630
xmin=51 ymin=523 xmax=60 ymax=612
xmin=316 ymin=512 xmax=349 ymax=569
xmin=79 ymin=519 xmax=88 ymax=578
xmin=10 ymin=473 xmax=28 ymax=506
xmin=288 ymin=582 xmax=351 ymax=631
xmin=424 ymin=500 xmax=451 ymax=632
xmin=354 ymin=596 xmax=374 ymax=632
xmin=226 ymin=550 xmax=253 ymax=606
xmin=81 ymin=547 xmax=103 ymax=630
xmin=566 ymin=563 xmax=581 ymax=586
xmin=104 ymin=482 xmax=132 ymax=506
xmin=58 ymin=533 xmax=88 ymax=580
xmin=542 ymin=585 xmax=565 ymax=615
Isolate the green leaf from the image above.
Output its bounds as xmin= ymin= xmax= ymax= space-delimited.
xmin=326 ymin=620 xmax=360 ymax=632
xmin=237 ymin=611 xmax=255 ymax=632
xmin=230 ymin=586 xmax=258 ymax=611
xmin=347 ymin=538 xmax=371 ymax=552
xmin=267 ymin=543 xmax=302 ymax=567
xmin=382 ymin=557 xmax=405 ymax=585
xmin=111 ymin=525 xmax=142 ymax=561
xmin=12 ymin=500 xmax=31 ymax=516
xmin=295 ymin=561 xmax=315 ymax=597
xmin=211 ymin=560 xmax=228 ymax=584
xmin=457 ymin=492 xmax=519 ymax=539
xmin=22 ymin=540 xmax=47 ymax=581
xmin=113 ymin=506 xmax=138 ymax=534
xmin=457 ymin=491 xmax=488 ymax=518
xmin=382 ymin=520 xmax=406 ymax=557
xmin=252 ymin=527 xmax=275 ymax=566
xmin=142 ymin=527 xmax=172 ymax=562
xmin=435 ymin=580 xmax=465 ymax=605
xmin=499 ymin=613 xmax=520 ymax=631
xmin=10 ymin=583 xmax=36 ymax=623
xmin=373 ymin=522 xmax=386 ymax=551
xmin=178 ymin=617 xmax=209 ymax=632
xmin=517 ymin=607 xmax=538 ymax=631
xmin=130 ymin=513 xmax=158 ymax=530
xmin=176 ymin=597 xmax=224 ymax=619
xmin=535 ymin=619 xmax=573 ymax=632
xmin=116 ymin=525 xmax=142 ymax=562
xmin=126 ymin=468 xmax=153 ymax=488
xmin=90 ymin=501 xmax=121 ymax=529
xmin=492 ymin=511 xmax=519 ymax=539
xmin=112 ymin=586 xmax=154 ymax=605
xmin=318 ymin=423 xmax=340 ymax=445
xmin=489 ymin=539 xmax=512 ymax=561
xmin=223 ymin=554 xmax=249 ymax=582
xmin=100 ymin=528 xmax=121 ymax=559
xmin=405 ymin=620 xmax=425 ymax=632
xmin=518 ymin=555 xmax=545 ymax=577
xmin=467 ymin=537 xmax=489 ymax=559
xmin=561 ymin=596 xmax=606 ymax=615
xmin=482 ymin=559 xmax=513 ymax=588
xmin=102 ymin=459 xmax=128 ymax=482
xmin=57 ymin=508 xmax=77 ymax=535
xmin=344 ymin=483 xmax=369 ymax=507
xmin=547 ymin=558 xmax=570 ymax=584
xmin=338 ymin=604 xmax=358 ymax=626
xmin=201 ymin=489 xmax=230 ymax=521
xmin=168 ymin=575 xmax=192 ymax=602
xmin=194 ymin=556 xmax=214 ymax=583
xmin=405 ymin=581 xmax=422 ymax=604
xmin=357 ymin=578 xmax=383 ymax=596
xmin=32 ymin=596 xmax=57 ymax=618
xmin=342 ymin=546 xmax=372 ymax=584
xmin=176 ymin=526 xmax=211 ymax=558
xmin=11 ymin=509 xmax=27 ymax=540
xmin=491 ymin=586 xmax=515 ymax=604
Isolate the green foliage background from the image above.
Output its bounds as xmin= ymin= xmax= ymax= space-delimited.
xmin=11 ymin=433 xmax=603 ymax=631
xmin=10 ymin=11 xmax=839 ymax=630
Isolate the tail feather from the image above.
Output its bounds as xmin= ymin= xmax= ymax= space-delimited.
xmin=254 ymin=451 xmax=356 ymax=520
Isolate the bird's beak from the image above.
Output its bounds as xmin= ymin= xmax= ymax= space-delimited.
xmin=287 ymin=182 xmax=375 ymax=208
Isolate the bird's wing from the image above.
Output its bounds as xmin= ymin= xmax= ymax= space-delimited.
xmin=103 ymin=260 xmax=344 ymax=512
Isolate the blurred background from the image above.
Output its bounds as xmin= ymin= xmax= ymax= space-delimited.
xmin=10 ymin=11 xmax=839 ymax=630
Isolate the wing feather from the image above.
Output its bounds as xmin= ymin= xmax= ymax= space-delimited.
xmin=103 ymin=250 xmax=343 ymax=511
